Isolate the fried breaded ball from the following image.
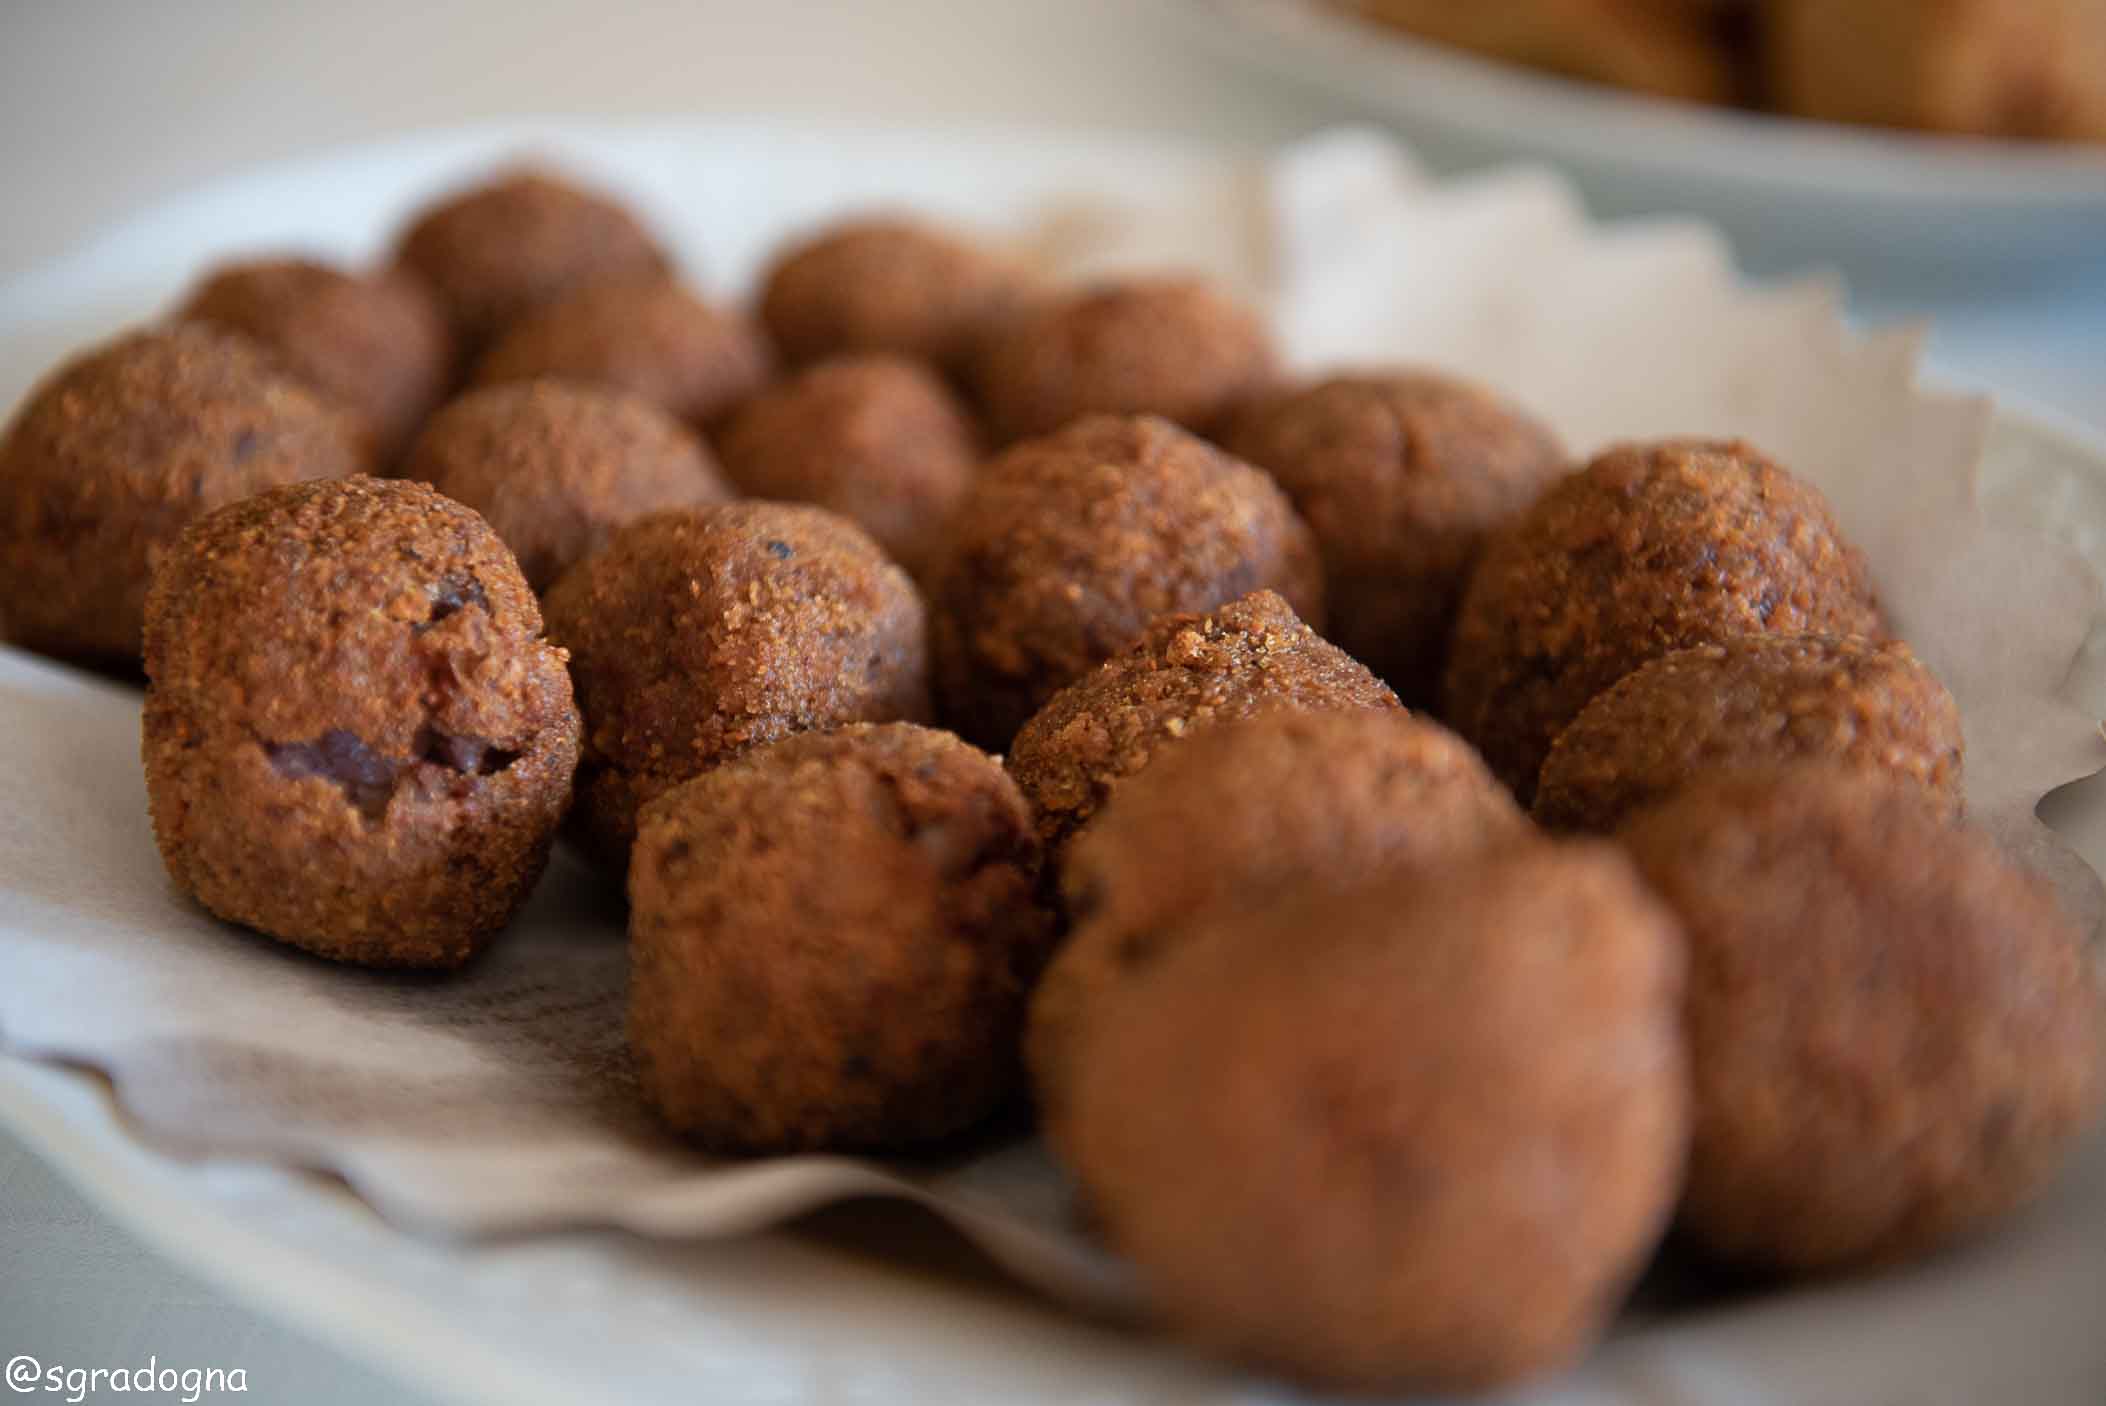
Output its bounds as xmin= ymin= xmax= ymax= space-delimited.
xmin=757 ymin=215 xmax=1040 ymax=375
xmin=175 ymin=256 xmax=454 ymax=464
xmin=1353 ymin=0 xmax=1741 ymax=103
xmin=1444 ymin=438 xmax=1883 ymax=800
xmin=541 ymin=503 xmax=930 ymax=873
xmin=1029 ymin=709 xmax=1526 ymax=1112
xmin=1767 ymin=0 xmax=2106 ymax=142
xmin=716 ymin=354 xmax=980 ymax=579
xmin=629 ymin=723 xmax=1054 ymax=1152
xmin=929 ymin=414 xmax=1322 ymax=747
xmin=1052 ymin=843 xmax=1688 ymax=1393
xmin=401 ymin=380 xmax=732 ymax=592
xmin=392 ymin=169 xmax=669 ymax=351
xmin=142 ymin=476 xmax=580 ymax=967
xmin=971 ymin=277 xmax=1277 ymax=445
xmin=0 ymin=324 xmax=370 ymax=667
xmin=1005 ymin=589 xmax=1398 ymax=860
xmin=472 ymin=276 xmax=772 ymax=428
xmin=1622 ymin=767 xmax=2105 ymax=1274
xmin=1536 ymin=633 xmax=1963 ymax=833
xmin=1224 ymin=370 xmax=1566 ymax=704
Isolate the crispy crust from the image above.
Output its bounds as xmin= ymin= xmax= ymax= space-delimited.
xmin=541 ymin=502 xmax=930 ymax=872
xmin=1004 ymin=589 xmax=1398 ymax=861
xmin=1224 ymin=370 xmax=1566 ymax=704
xmin=928 ymin=414 xmax=1323 ymax=747
xmin=141 ymin=476 xmax=580 ymax=967
xmin=1442 ymin=438 xmax=1882 ymax=800
xmin=1534 ymin=632 xmax=1963 ymax=832
xmin=0 ymin=324 xmax=371 ymax=666
xmin=628 ymin=723 xmax=1053 ymax=1151
xmin=403 ymin=380 xmax=732 ymax=592
xmin=1028 ymin=708 xmax=1525 ymax=1112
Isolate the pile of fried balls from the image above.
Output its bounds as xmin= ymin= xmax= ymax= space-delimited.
xmin=0 ymin=164 xmax=2098 ymax=1396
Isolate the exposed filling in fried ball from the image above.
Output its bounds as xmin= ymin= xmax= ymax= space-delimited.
xmin=142 ymin=476 xmax=580 ymax=968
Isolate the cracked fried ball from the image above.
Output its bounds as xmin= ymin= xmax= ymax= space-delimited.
xmin=629 ymin=723 xmax=1054 ymax=1152
xmin=142 ymin=476 xmax=580 ymax=967
xmin=175 ymin=255 xmax=455 ymax=464
xmin=1622 ymin=766 xmax=2105 ymax=1274
xmin=392 ymin=168 xmax=669 ymax=351
xmin=472 ymin=276 xmax=772 ymax=428
xmin=1051 ymin=842 xmax=1688 ymax=1394
xmin=971 ymin=277 xmax=1277 ymax=445
xmin=402 ymin=380 xmax=733 ymax=592
xmin=928 ymin=414 xmax=1322 ymax=748
xmin=1004 ymin=588 xmax=1397 ymax=860
xmin=1223 ymin=370 xmax=1566 ymax=705
xmin=1028 ymin=708 xmax=1526 ymax=1113
xmin=0 ymin=324 xmax=371 ymax=668
xmin=716 ymin=353 xmax=980 ymax=580
xmin=541 ymin=502 xmax=930 ymax=874
xmin=1535 ymin=633 xmax=1963 ymax=833
xmin=1443 ymin=438 xmax=1883 ymax=800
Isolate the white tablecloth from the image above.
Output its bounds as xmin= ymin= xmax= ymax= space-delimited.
xmin=2 ymin=3 xmax=2101 ymax=1403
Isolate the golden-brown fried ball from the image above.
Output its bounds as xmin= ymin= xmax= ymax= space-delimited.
xmin=1029 ymin=708 xmax=1525 ymax=1111
xmin=392 ymin=168 xmax=669 ymax=351
xmin=1005 ymin=589 xmax=1398 ymax=860
xmin=1622 ymin=766 xmax=2105 ymax=1274
xmin=1352 ymin=0 xmax=1740 ymax=103
xmin=1535 ymin=633 xmax=1963 ymax=833
xmin=716 ymin=354 xmax=980 ymax=580
xmin=1443 ymin=438 xmax=1883 ymax=800
xmin=1224 ymin=370 xmax=1566 ymax=704
xmin=176 ymin=256 xmax=454 ymax=464
xmin=970 ymin=277 xmax=1277 ymax=445
xmin=401 ymin=380 xmax=732 ymax=592
xmin=1052 ymin=842 xmax=1688 ymax=1393
xmin=142 ymin=476 xmax=579 ymax=967
xmin=472 ymin=276 xmax=772 ymax=428
xmin=629 ymin=723 xmax=1053 ymax=1152
xmin=929 ymin=414 xmax=1322 ymax=747
xmin=541 ymin=503 xmax=930 ymax=873
xmin=0 ymin=324 xmax=370 ymax=667
xmin=757 ymin=215 xmax=1040 ymax=376
xmin=1767 ymin=0 xmax=2106 ymax=142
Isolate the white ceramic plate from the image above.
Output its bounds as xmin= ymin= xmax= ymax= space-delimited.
xmin=4 ymin=120 xmax=2106 ymax=1406
xmin=1182 ymin=0 xmax=2106 ymax=276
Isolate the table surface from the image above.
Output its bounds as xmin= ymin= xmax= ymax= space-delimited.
xmin=1 ymin=3 xmax=2101 ymax=1403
